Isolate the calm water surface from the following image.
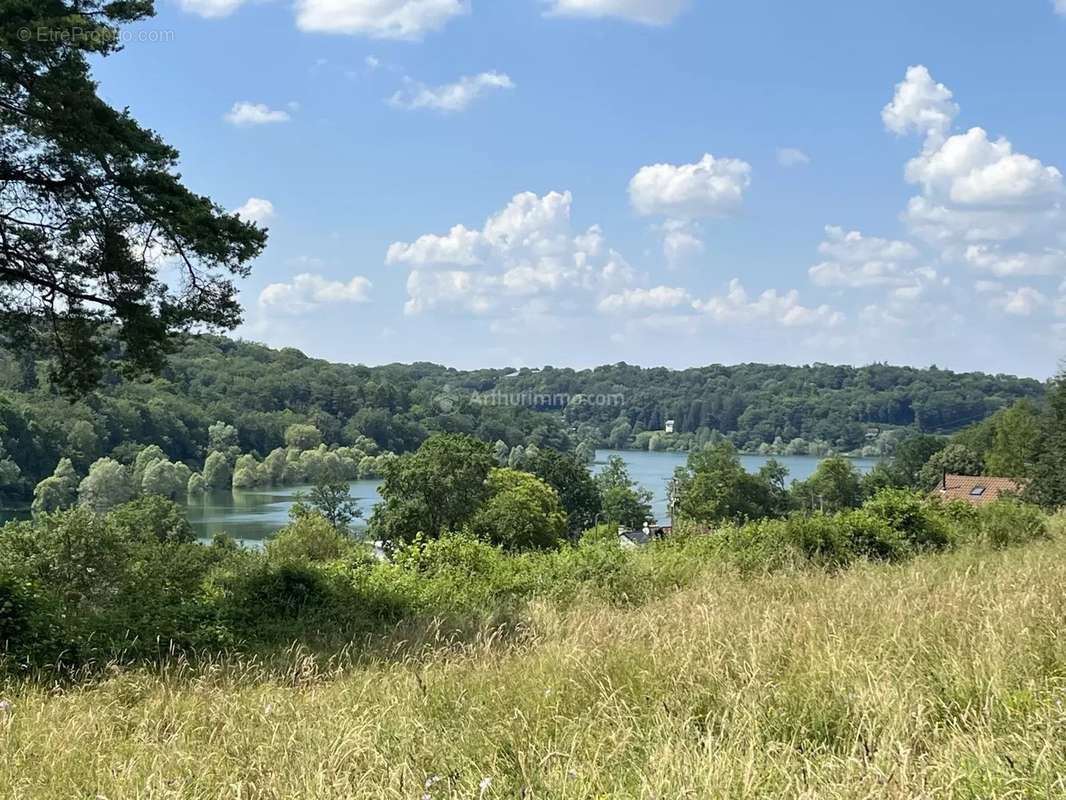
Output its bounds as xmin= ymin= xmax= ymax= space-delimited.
xmin=184 ymin=449 xmax=878 ymax=545
xmin=2 ymin=450 xmax=879 ymax=545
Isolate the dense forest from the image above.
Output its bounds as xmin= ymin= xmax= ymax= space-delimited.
xmin=0 ymin=334 xmax=1045 ymax=501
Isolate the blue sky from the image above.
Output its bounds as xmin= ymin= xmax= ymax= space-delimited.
xmin=96 ymin=0 xmax=1066 ymax=378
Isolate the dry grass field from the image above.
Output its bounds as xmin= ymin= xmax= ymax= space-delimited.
xmin=4 ymin=534 xmax=1066 ymax=799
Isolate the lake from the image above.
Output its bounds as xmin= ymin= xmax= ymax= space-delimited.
xmin=1 ymin=450 xmax=880 ymax=545
xmin=182 ymin=449 xmax=878 ymax=545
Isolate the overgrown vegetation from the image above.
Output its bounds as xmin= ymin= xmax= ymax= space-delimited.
xmin=3 ymin=516 xmax=1066 ymax=798
xmin=0 ymin=475 xmax=1054 ymax=675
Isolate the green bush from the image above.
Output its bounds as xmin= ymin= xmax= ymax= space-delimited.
xmin=266 ymin=515 xmax=365 ymax=564
xmin=781 ymin=515 xmax=854 ymax=568
xmin=835 ymin=509 xmax=909 ymax=562
xmin=0 ymin=568 xmax=61 ymax=666
xmin=0 ymin=483 xmax=1057 ymax=675
xmin=862 ymin=489 xmax=952 ymax=552
xmin=106 ymin=495 xmax=196 ymax=544
xmin=714 ymin=519 xmax=800 ymax=573
xmin=211 ymin=560 xmax=340 ymax=628
xmin=974 ymin=500 xmax=1048 ymax=550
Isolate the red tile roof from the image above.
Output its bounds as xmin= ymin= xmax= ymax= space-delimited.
xmin=933 ymin=474 xmax=1024 ymax=506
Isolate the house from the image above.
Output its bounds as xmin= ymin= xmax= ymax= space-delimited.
xmin=665 ymin=420 xmax=676 ymax=434
xmin=618 ymin=523 xmax=672 ymax=549
xmin=934 ymin=474 xmax=1024 ymax=506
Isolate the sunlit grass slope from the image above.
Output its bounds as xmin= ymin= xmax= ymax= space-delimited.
xmin=4 ymin=536 xmax=1066 ymax=799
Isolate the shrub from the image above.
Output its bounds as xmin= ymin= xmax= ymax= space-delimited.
xmin=836 ymin=509 xmax=909 ymax=562
xmin=550 ymin=536 xmax=644 ymax=605
xmin=392 ymin=532 xmax=527 ymax=614
xmin=266 ymin=515 xmax=363 ymax=564
xmin=713 ymin=519 xmax=799 ymax=573
xmin=781 ymin=515 xmax=854 ymax=568
xmin=106 ymin=496 xmax=195 ymax=544
xmin=863 ymin=489 xmax=952 ymax=552
xmin=975 ymin=500 xmax=1048 ymax=550
xmin=210 ymin=560 xmax=340 ymax=628
xmin=0 ymin=568 xmax=60 ymax=666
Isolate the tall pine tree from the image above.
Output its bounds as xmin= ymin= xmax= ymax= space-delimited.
xmin=0 ymin=1 xmax=266 ymax=393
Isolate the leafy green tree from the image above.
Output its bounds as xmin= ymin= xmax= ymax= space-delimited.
xmin=507 ymin=444 xmax=526 ymax=469
xmin=106 ymin=496 xmax=195 ymax=544
xmin=607 ymin=419 xmax=631 ymax=450
xmin=596 ymin=456 xmax=653 ymax=529
xmin=202 ymin=451 xmax=233 ymax=491
xmin=66 ymin=421 xmax=99 ymax=468
xmin=291 ymin=476 xmax=361 ymax=532
xmin=526 ymin=448 xmax=603 ymax=533
xmin=141 ymin=459 xmax=187 ymax=500
xmin=31 ymin=457 xmax=79 ymax=515
xmin=860 ymin=463 xmax=901 ymax=497
xmin=985 ymin=399 xmax=1042 ymax=478
xmin=208 ymin=422 xmax=240 ymax=454
xmin=1027 ymin=375 xmax=1066 ymax=509
xmin=889 ymin=435 xmax=946 ymax=487
xmin=470 ymin=468 xmax=567 ymax=550
xmin=918 ymin=443 xmax=984 ymax=490
xmin=792 ymin=456 xmax=863 ymax=513
xmin=285 ymin=424 xmax=323 ymax=452
xmin=493 ymin=440 xmax=509 ymax=465
xmin=187 ymin=472 xmax=206 ymax=497
xmin=132 ymin=444 xmax=167 ymax=487
xmin=370 ymin=434 xmax=495 ymax=544
xmin=77 ymin=458 xmax=135 ymax=513
xmin=674 ymin=442 xmax=784 ymax=525
xmin=267 ymin=514 xmax=358 ymax=563
xmin=574 ymin=440 xmax=596 ymax=464
xmin=0 ymin=0 xmax=266 ymax=393
xmin=231 ymin=454 xmax=262 ymax=489
xmin=0 ymin=438 xmax=22 ymax=496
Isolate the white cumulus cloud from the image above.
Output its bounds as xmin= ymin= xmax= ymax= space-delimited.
xmin=695 ymin=279 xmax=844 ymax=328
xmin=809 ymin=226 xmax=921 ymax=288
xmin=598 ymin=286 xmax=692 ymax=314
xmin=883 ymin=65 xmax=1066 ymax=292
xmin=882 ymin=65 xmax=958 ymax=146
xmin=296 ymin=0 xmax=469 ymax=39
xmin=1055 ymin=0 xmax=1066 ymax=15
xmin=225 ymin=102 xmax=291 ymax=126
xmin=233 ymin=198 xmax=276 ymax=225
xmin=545 ymin=0 xmax=688 ymax=24
xmin=629 ymin=153 xmax=752 ymax=219
xmin=259 ymin=273 xmax=372 ymax=314
xmin=388 ymin=72 xmax=515 ymax=113
xmin=904 ymin=127 xmax=1063 ymax=208
xmin=962 ymin=245 xmax=1066 ymax=277
xmin=388 ymin=191 xmax=638 ymax=318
